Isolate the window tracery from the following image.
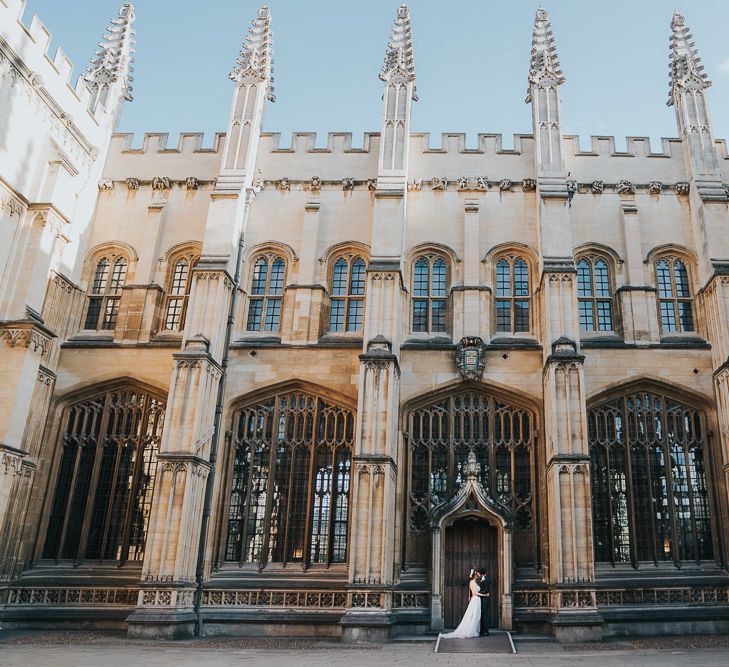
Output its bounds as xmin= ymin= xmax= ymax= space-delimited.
xmin=589 ymin=388 xmax=713 ymax=566
xmin=246 ymin=255 xmax=286 ymax=332
xmin=576 ymin=255 xmax=614 ymax=332
xmin=328 ymin=255 xmax=366 ymax=333
xmin=83 ymin=255 xmax=128 ymax=330
xmin=224 ymin=389 xmax=355 ymax=567
xmin=495 ymin=255 xmax=531 ymax=334
xmin=162 ymin=251 xmax=199 ymax=332
xmin=406 ymin=390 xmax=536 ymax=565
xmin=411 ymin=254 xmax=448 ymax=333
xmin=655 ymin=256 xmax=694 ymax=333
xmin=43 ymin=385 xmax=165 ymax=563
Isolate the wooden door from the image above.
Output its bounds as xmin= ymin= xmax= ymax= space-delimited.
xmin=443 ymin=518 xmax=499 ymax=629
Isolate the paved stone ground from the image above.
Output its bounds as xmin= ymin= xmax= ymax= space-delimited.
xmin=0 ymin=631 xmax=729 ymax=666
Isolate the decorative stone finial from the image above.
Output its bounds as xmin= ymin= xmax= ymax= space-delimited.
xmin=230 ymin=5 xmax=275 ymax=102
xmin=83 ymin=3 xmax=136 ymax=104
xmin=380 ymin=4 xmax=417 ymax=99
xmin=668 ymin=11 xmax=710 ymax=106
xmin=526 ymin=6 xmax=565 ymax=103
xmin=465 ymin=451 xmax=481 ymax=481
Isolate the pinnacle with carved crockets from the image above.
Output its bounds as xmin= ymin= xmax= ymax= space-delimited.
xmin=230 ymin=5 xmax=275 ymax=102
xmin=83 ymin=3 xmax=136 ymax=102
xmin=668 ymin=11 xmax=710 ymax=106
xmin=526 ymin=6 xmax=565 ymax=102
xmin=380 ymin=4 xmax=417 ymax=98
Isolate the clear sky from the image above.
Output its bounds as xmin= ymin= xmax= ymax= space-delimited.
xmin=22 ymin=1 xmax=729 ymax=151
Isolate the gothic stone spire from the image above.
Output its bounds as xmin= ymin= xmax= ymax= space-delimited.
xmin=668 ymin=11 xmax=711 ymax=106
xmin=526 ymin=7 xmax=565 ymax=103
xmin=230 ymin=5 xmax=275 ymax=102
xmin=83 ymin=3 xmax=135 ymax=103
xmin=380 ymin=4 xmax=417 ymax=100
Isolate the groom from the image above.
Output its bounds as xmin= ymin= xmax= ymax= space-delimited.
xmin=476 ymin=567 xmax=490 ymax=636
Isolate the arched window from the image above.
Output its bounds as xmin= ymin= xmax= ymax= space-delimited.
xmin=246 ymin=255 xmax=286 ymax=332
xmin=84 ymin=256 xmax=128 ymax=330
xmin=406 ymin=390 xmax=536 ymax=566
xmin=411 ymin=255 xmax=448 ymax=333
xmin=577 ymin=255 xmax=614 ymax=332
xmin=43 ymin=385 xmax=165 ymax=563
xmin=328 ymin=256 xmax=366 ymax=333
xmin=589 ymin=388 xmax=713 ymax=565
xmin=163 ymin=253 xmax=199 ymax=331
xmin=655 ymin=257 xmax=694 ymax=333
xmin=224 ymin=389 xmax=355 ymax=566
xmin=495 ymin=255 xmax=530 ymax=334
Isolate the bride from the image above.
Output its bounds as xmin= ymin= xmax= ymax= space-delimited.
xmin=439 ymin=570 xmax=485 ymax=638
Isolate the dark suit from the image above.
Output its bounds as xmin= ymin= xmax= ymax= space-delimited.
xmin=478 ymin=574 xmax=491 ymax=634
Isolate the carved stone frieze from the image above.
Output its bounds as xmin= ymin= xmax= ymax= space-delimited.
xmin=366 ymin=178 xmax=377 ymax=191
xmin=408 ymin=179 xmax=422 ymax=191
xmin=125 ymin=178 xmax=140 ymax=191
xmin=674 ymin=181 xmax=690 ymax=195
xmin=0 ymin=189 xmax=25 ymax=219
xmin=0 ymin=324 xmax=51 ymax=355
xmin=5 ymin=587 xmax=138 ymax=606
xmin=522 ymin=178 xmax=537 ymax=192
xmin=152 ymin=176 xmax=172 ymax=191
xmin=498 ymin=178 xmax=512 ymax=191
xmin=457 ymin=177 xmax=487 ymax=192
xmin=185 ymin=177 xmax=199 ymax=190
xmin=1 ymin=449 xmax=25 ymax=476
xmin=616 ymin=179 xmax=635 ymax=195
xmin=566 ymin=179 xmax=577 ymax=195
xmin=648 ymin=180 xmax=663 ymax=195
xmin=98 ymin=178 xmax=113 ymax=191
xmin=277 ymin=177 xmax=290 ymax=191
xmin=591 ymin=180 xmax=604 ymax=194
xmin=309 ymin=176 xmax=321 ymax=190
xmin=342 ymin=177 xmax=355 ymax=191
xmin=431 ymin=177 xmax=448 ymax=191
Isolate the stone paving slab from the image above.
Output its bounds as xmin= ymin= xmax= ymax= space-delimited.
xmin=1 ymin=632 xmax=729 ymax=667
xmin=436 ymin=632 xmax=514 ymax=653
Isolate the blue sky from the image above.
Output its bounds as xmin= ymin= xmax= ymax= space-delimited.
xmin=23 ymin=1 xmax=729 ymax=151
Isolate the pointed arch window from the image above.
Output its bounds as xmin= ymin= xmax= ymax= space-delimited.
xmin=589 ymin=388 xmax=713 ymax=565
xmin=43 ymin=385 xmax=166 ymax=563
xmin=411 ymin=255 xmax=448 ymax=333
xmin=163 ymin=252 xmax=199 ymax=332
xmin=495 ymin=255 xmax=530 ymax=334
xmin=328 ymin=256 xmax=366 ymax=333
xmin=655 ymin=257 xmax=694 ymax=333
xmin=84 ymin=255 xmax=128 ymax=330
xmin=224 ymin=389 xmax=355 ymax=566
xmin=406 ymin=390 xmax=536 ymax=566
xmin=246 ymin=255 xmax=286 ymax=332
xmin=577 ymin=255 xmax=614 ymax=332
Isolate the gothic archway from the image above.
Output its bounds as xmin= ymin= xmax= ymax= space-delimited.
xmin=403 ymin=385 xmax=538 ymax=631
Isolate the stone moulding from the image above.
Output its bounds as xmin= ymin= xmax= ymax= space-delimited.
xmin=0 ymin=45 xmax=98 ymax=169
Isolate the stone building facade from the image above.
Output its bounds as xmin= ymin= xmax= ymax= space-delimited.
xmin=2 ymin=1 xmax=729 ymax=642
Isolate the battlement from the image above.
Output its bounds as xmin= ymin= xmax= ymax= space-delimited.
xmin=0 ymin=0 xmax=128 ymax=148
xmin=104 ymin=128 xmax=729 ymax=187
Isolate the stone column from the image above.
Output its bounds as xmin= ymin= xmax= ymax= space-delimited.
xmin=526 ymin=8 xmax=601 ymax=640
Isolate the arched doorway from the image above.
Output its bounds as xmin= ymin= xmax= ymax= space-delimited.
xmin=444 ymin=517 xmax=499 ymax=629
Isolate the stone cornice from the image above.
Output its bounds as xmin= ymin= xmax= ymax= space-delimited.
xmin=0 ymin=320 xmax=55 ymax=355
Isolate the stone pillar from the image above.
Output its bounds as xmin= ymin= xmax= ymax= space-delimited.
xmin=342 ymin=5 xmax=416 ymax=641
xmin=127 ymin=6 xmax=274 ymax=638
xmin=452 ymin=199 xmax=489 ymax=342
xmin=618 ymin=199 xmax=661 ymax=345
xmin=526 ymin=8 xmax=601 ymax=640
xmin=286 ymin=200 xmax=324 ymax=345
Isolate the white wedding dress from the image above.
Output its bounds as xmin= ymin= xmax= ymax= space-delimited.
xmin=440 ymin=582 xmax=482 ymax=638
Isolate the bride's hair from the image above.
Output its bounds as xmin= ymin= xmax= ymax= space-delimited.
xmin=468 ymin=569 xmax=477 ymax=580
